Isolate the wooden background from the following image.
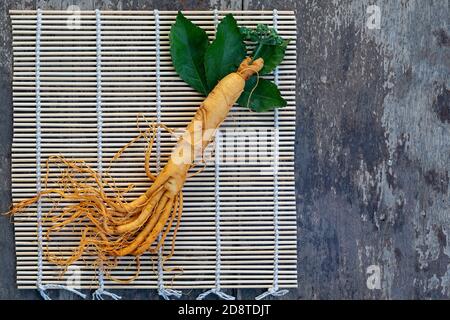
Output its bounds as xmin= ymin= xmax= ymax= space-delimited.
xmin=0 ymin=0 xmax=449 ymax=300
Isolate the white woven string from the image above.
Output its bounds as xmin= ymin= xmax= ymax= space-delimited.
xmin=35 ymin=8 xmax=86 ymax=300
xmin=213 ymin=8 xmax=219 ymax=32
xmin=197 ymin=9 xmax=234 ymax=301
xmin=197 ymin=130 xmax=235 ymax=300
xmin=35 ymin=7 xmax=43 ymax=296
xmin=38 ymin=284 xmax=87 ymax=300
xmin=255 ymin=9 xmax=288 ymax=301
xmin=154 ymin=9 xmax=182 ymax=300
xmin=92 ymin=268 xmax=121 ymax=300
xmin=94 ymin=9 xmax=103 ymax=176
xmin=92 ymin=9 xmax=121 ymax=300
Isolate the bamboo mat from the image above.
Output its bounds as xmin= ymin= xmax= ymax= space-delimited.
xmin=10 ymin=10 xmax=297 ymax=290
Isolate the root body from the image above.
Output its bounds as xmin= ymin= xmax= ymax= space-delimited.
xmin=8 ymin=57 xmax=264 ymax=280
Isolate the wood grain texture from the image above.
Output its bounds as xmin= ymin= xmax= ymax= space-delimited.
xmin=291 ymin=0 xmax=449 ymax=300
xmin=1 ymin=0 xmax=449 ymax=300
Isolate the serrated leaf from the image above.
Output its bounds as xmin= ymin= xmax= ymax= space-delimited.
xmin=204 ymin=14 xmax=246 ymax=91
xmin=254 ymin=39 xmax=290 ymax=75
xmin=169 ymin=12 xmax=209 ymax=95
xmin=237 ymin=77 xmax=287 ymax=112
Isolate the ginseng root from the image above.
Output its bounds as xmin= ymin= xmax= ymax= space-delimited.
xmin=8 ymin=57 xmax=264 ymax=280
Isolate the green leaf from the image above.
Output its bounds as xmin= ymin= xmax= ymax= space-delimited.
xmin=254 ymin=39 xmax=290 ymax=75
xmin=237 ymin=77 xmax=287 ymax=112
xmin=204 ymin=14 xmax=246 ymax=91
xmin=169 ymin=12 xmax=209 ymax=95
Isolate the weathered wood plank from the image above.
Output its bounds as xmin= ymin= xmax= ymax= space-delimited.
xmin=245 ymin=0 xmax=449 ymax=299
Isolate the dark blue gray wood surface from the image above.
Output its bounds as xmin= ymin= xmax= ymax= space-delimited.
xmin=1 ymin=0 xmax=449 ymax=300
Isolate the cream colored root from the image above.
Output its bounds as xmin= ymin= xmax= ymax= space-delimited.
xmin=150 ymin=193 xmax=180 ymax=255
xmin=132 ymin=193 xmax=178 ymax=256
xmin=112 ymin=193 xmax=172 ymax=256
xmin=7 ymin=57 xmax=265 ymax=277
xmin=113 ymin=189 xmax=164 ymax=235
xmin=103 ymin=58 xmax=264 ymax=215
